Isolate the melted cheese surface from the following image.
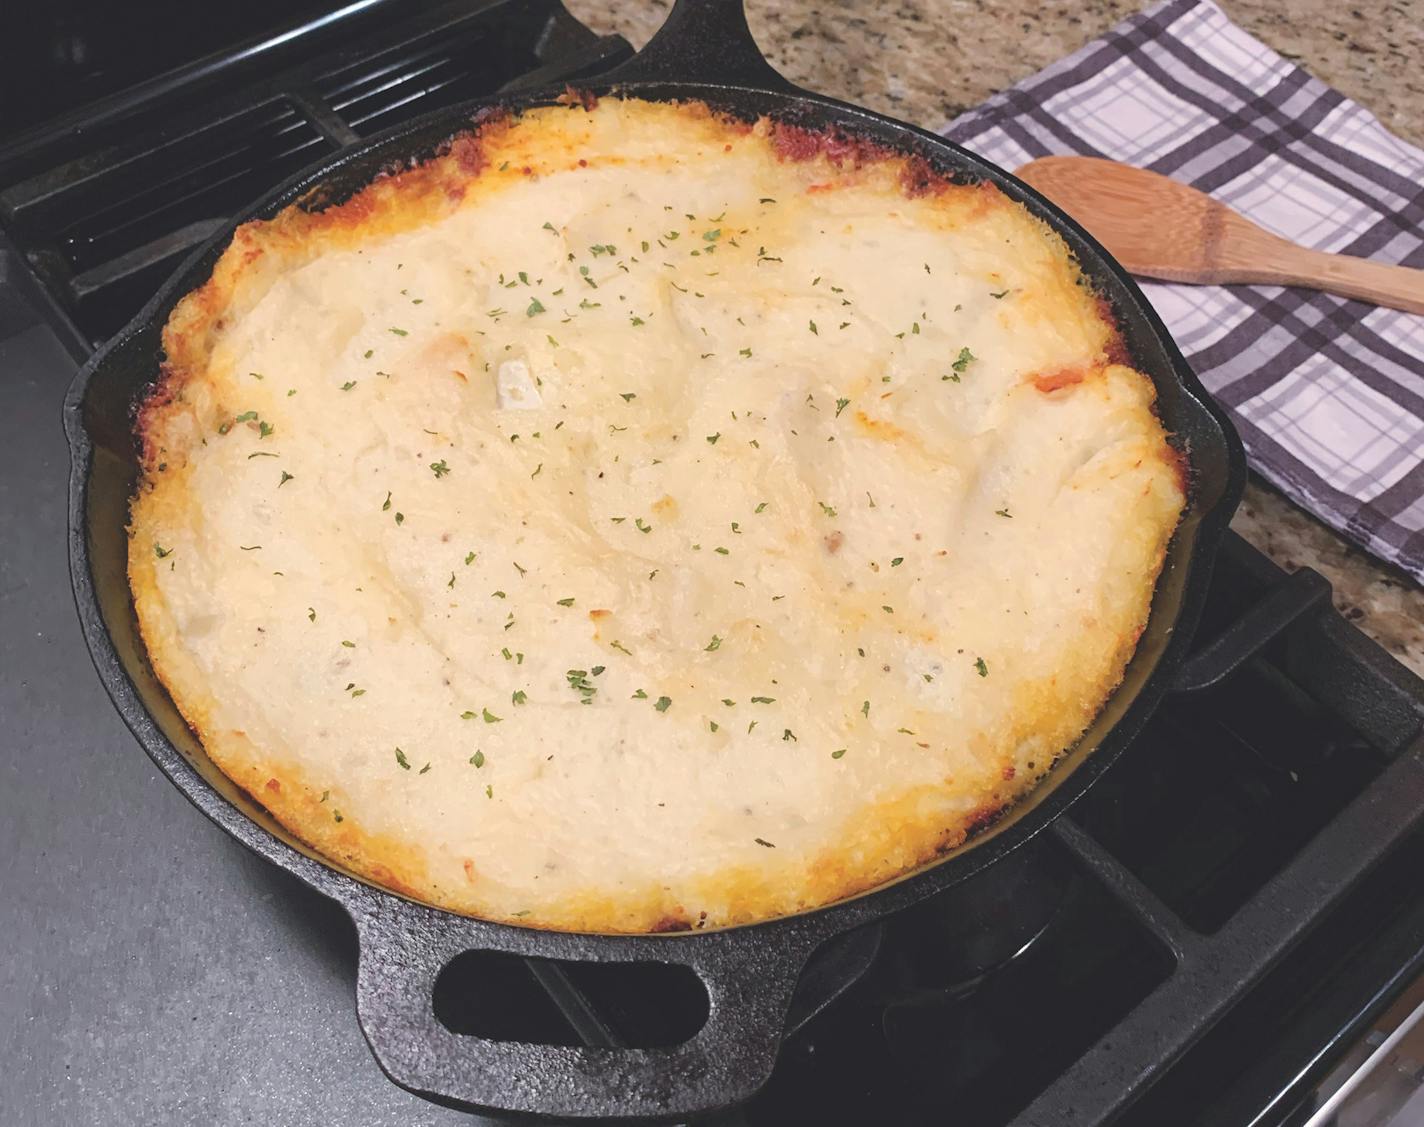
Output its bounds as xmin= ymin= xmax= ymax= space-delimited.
xmin=129 ymin=100 xmax=1185 ymax=931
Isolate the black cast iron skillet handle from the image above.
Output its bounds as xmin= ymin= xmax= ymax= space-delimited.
xmin=349 ymin=893 xmax=827 ymax=1120
xmin=599 ymin=0 xmax=803 ymax=93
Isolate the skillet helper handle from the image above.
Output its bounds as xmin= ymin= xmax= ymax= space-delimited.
xmin=350 ymin=898 xmax=821 ymax=1120
xmin=599 ymin=0 xmax=801 ymax=92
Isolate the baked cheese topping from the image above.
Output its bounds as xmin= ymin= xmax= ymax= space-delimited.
xmin=129 ymin=99 xmax=1185 ymax=932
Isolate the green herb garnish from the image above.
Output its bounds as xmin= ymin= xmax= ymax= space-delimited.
xmin=566 ymin=669 xmax=597 ymax=703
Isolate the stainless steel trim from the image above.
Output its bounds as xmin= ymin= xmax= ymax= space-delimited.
xmin=1302 ymin=995 xmax=1424 ymax=1126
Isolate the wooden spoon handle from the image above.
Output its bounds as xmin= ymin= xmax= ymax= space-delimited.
xmin=1248 ymin=243 xmax=1424 ymax=315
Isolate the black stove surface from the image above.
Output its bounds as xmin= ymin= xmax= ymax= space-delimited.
xmin=4 ymin=0 xmax=350 ymax=136
xmin=3 ymin=4 xmax=1424 ymax=1125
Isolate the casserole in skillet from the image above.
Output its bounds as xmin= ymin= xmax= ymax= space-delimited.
xmin=127 ymin=97 xmax=1186 ymax=933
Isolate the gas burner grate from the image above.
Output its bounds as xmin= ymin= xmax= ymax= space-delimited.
xmin=742 ymin=838 xmax=1178 ymax=1127
xmin=6 ymin=100 xmax=330 ymax=343
xmin=1071 ymin=662 xmax=1390 ymax=933
xmin=312 ymin=21 xmax=538 ymax=136
xmin=0 ymin=0 xmax=631 ymax=345
xmin=1118 ymin=822 xmax=1424 ymax=1127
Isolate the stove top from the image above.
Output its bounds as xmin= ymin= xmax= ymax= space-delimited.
xmin=3 ymin=4 xmax=1423 ymax=1125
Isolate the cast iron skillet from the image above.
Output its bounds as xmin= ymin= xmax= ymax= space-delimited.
xmin=64 ymin=0 xmax=1246 ymax=1119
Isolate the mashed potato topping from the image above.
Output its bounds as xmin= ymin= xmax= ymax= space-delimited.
xmin=129 ymin=98 xmax=1184 ymax=932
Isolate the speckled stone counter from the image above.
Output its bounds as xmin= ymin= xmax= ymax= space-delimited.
xmin=566 ymin=0 xmax=1424 ymax=673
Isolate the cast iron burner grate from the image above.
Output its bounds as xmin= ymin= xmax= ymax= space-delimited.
xmin=0 ymin=0 xmax=632 ymax=346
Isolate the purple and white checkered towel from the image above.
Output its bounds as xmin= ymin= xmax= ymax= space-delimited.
xmin=944 ymin=0 xmax=1424 ymax=581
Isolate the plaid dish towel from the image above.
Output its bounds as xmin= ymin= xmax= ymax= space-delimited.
xmin=944 ymin=0 xmax=1424 ymax=581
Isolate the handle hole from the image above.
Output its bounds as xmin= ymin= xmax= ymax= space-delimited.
xmin=434 ymin=951 xmax=708 ymax=1048
xmin=433 ymin=951 xmax=583 ymax=1045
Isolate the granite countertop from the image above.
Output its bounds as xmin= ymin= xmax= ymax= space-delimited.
xmin=567 ymin=0 xmax=1424 ymax=675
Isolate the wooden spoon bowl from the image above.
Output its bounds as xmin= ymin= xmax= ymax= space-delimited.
xmin=1017 ymin=155 xmax=1424 ymax=314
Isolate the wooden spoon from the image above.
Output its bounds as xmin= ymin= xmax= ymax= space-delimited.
xmin=1016 ymin=155 xmax=1424 ymax=314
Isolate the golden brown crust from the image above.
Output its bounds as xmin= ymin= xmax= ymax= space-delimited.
xmin=129 ymin=97 xmax=1184 ymax=933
